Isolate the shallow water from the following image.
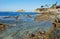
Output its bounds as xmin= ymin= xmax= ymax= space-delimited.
xmin=0 ymin=12 xmax=53 ymax=39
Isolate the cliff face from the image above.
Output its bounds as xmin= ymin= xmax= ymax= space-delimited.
xmin=35 ymin=8 xmax=48 ymax=12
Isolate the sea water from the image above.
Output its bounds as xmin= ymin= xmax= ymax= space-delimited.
xmin=0 ymin=12 xmax=53 ymax=39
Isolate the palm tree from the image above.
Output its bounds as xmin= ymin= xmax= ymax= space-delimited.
xmin=45 ymin=4 xmax=49 ymax=8
xmin=51 ymin=2 xmax=58 ymax=8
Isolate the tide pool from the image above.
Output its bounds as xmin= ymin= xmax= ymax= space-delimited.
xmin=0 ymin=12 xmax=53 ymax=39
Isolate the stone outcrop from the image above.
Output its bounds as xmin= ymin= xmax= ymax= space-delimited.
xmin=0 ymin=23 xmax=8 ymax=31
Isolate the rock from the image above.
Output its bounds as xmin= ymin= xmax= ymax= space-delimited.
xmin=17 ymin=9 xmax=25 ymax=12
xmin=0 ymin=23 xmax=8 ymax=31
xmin=34 ymin=14 xmax=49 ymax=21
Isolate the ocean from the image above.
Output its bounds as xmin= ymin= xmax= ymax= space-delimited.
xmin=0 ymin=12 xmax=39 ymax=16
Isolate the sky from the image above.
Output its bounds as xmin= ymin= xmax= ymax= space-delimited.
xmin=0 ymin=0 xmax=60 ymax=12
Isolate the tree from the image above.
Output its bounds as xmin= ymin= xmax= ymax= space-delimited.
xmin=41 ymin=5 xmax=44 ymax=8
xmin=51 ymin=2 xmax=58 ymax=8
